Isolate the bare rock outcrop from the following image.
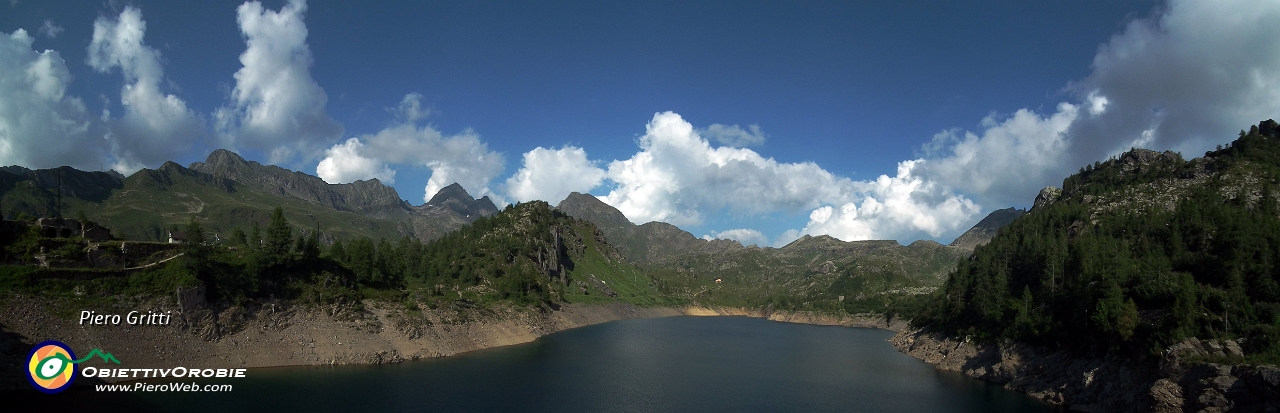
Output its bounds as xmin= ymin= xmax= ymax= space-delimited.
xmin=1031 ymin=186 xmax=1061 ymax=212
xmin=891 ymin=329 xmax=1280 ymax=412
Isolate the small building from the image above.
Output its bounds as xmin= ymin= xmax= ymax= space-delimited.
xmin=168 ymin=231 xmax=187 ymax=244
xmin=36 ymin=217 xmax=81 ymax=238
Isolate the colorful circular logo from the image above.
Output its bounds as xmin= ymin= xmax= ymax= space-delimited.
xmin=27 ymin=340 xmax=77 ymax=394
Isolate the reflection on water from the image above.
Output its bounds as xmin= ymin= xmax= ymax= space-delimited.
xmin=10 ymin=316 xmax=1060 ymax=413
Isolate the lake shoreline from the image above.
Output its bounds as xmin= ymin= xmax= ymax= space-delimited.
xmin=889 ymin=327 xmax=1280 ymax=412
xmin=1 ymin=296 xmax=905 ymax=390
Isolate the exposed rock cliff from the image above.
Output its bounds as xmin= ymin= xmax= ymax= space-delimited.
xmin=1031 ymin=186 xmax=1060 ymax=211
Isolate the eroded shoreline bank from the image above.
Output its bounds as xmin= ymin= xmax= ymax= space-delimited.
xmin=0 ymin=296 xmax=904 ymax=390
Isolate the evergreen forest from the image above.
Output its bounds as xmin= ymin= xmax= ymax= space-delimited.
xmin=912 ymin=126 xmax=1280 ymax=363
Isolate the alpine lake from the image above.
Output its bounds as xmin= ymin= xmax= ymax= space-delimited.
xmin=20 ymin=316 xmax=1060 ymax=412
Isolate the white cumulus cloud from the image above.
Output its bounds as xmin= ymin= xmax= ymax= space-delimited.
xmin=504 ymin=146 xmax=605 ymax=204
xmin=595 ymin=111 xmax=980 ymax=242
xmin=916 ymin=104 xmax=1077 ymax=208
xmin=316 ymin=138 xmax=395 ymax=184
xmin=0 ymin=29 xmax=100 ymax=170
xmin=800 ymin=160 xmax=980 ymax=242
xmin=602 ymin=112 xmax=857 ymax=227
xmin=217 ymin=0 xmax=341 ymax=165
xmin=88 ymin=6 xmax=205 ymax=174
xmin=316 ymin=95 xmax=504 ymax=203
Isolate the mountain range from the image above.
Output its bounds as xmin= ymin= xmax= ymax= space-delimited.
xmin=0 ymin=150 xmax=497 ymax=243
xmin=555 ymin=191 xmax=1001 ymax=310
xmin=0 ymin=148 xmax=1018 ymax=311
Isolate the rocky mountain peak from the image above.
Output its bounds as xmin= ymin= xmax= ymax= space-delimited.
xmin=423 ymin=183 xmax=498 ymax=220
xmin=476 ymin=196 xmax=498 ymax=214
xmin=555 ymin=192 xmax=634 ymax=230
xmin=203 ymin=149 xmax=249 ymax=167
xmin=158 ymin=161 xmax=186 ymax=173
xmin=189 ymin=149 xmax=253 ymax=178
xmin=426 ymin=183 xmax=474 ymax=206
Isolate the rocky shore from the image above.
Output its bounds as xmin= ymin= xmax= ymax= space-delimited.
xmin=0 ymin=295 xmax=686 ymax=390
xmin=0 ymin=295 xmax=905 ymax=391
xmin=890 ymin=328 xmax=1280 ymax=412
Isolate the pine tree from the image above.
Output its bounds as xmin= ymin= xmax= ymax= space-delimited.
xmin=231 ymin=227 xmax=247 ymax=246
xmin=266 ymin=207 xmax=293 ymax=263
xmin=249 ymin=222 xmax=262 ymax=250
xmin=327 ymin=239 xmax=347 ymax=262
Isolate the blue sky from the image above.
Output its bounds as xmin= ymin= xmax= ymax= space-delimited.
xmin=3 ymin=0 xmax=1279 ymax=246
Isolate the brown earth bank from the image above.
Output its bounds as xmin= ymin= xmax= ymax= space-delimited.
xmin=0 ymin=295 xmax=902 ymax=391
xmin=680 ymin=305 xmax=908 ymax=331
xmin=890 ymin=328 xmax=1280 ymax=412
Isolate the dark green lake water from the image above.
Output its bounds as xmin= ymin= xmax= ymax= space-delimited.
xmin=16 ymin=316 xmax=1059 ymax=412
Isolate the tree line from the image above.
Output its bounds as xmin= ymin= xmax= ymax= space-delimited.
xmin=187 ymin=202 xmax=570 ymax=307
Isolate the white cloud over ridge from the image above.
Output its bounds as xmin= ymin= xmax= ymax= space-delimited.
xmin=0 ymin=29 xmax=100 ymax=170
xmin=504 ymin=146 xmax=605 ymax=204
xmin=703 ymin=228 xmax=768 ymax=247
xmin=916 ymin=104 xmax=1079 ymax=208
xmin=88 ymin=7 xmax=205 ymax=174
xmin=601 ymin=112 xmax=856 ymax=227
xmin=316 ymin=138 xmax=395 ymax=184
xmin=802 ymin=160 xmax=979 ymax=242
xmin=483 ymin=112 xmax=980 ymax=242
xmin=217 ymin=0 xmax=341 ymax=165
xmin=316 ymin=94 xmax=505 ymax=204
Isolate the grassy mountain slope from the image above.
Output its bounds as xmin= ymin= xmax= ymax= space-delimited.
xmin=67 ymin=162 xmax=407 ymax=242
xmin=645 ymin=236 xmax=967 ymax=313
xmin=556 ymin=192 xmax=972 ymax=314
